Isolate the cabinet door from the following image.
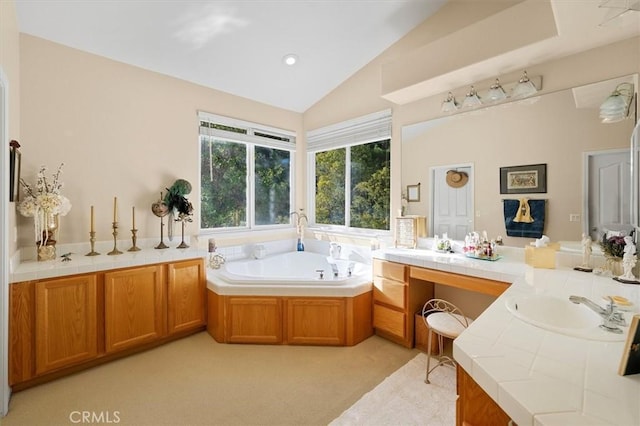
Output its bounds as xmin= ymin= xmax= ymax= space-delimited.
xmin=285 ymin=298 xmax=346 ymax=345
xmin=167 ymin=259 xmax=206 ymax=334
xmin=35 ymin=275 xmax=98 ymax=375
xmin=104 ymin=265 xmax=164 ymax=353
xmin=226 ymin=297 xmax=282 ymax=344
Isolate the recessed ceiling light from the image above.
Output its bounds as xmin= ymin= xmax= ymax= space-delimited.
xmin=282 ymin=54 xmax=298 ymax=66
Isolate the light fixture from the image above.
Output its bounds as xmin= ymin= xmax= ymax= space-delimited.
xmin=487 ymin=79 xmax=507 ymax=102
xmin=600 ymin=82 xmax=635 ymax=123
xmin=282 ymin=54 xmax=298 ymax=66
xmin=441 ymin=92 xmax=459 ymax=113
xmin=461 ymin=86 xmax=482 ymax=108
xmin=512 ymin=71 xmax=538 ymax=99
xmin=598 ymin=0 xmax=640 ymax=26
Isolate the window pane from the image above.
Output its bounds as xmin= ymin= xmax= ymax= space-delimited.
xmin=255 ymin=146 xmax=291 ymax=225
xmin=315 ymin=148 xmax=346 ymax=225
xmin=350 ymin=139 xmax=390 ymax=230
xmin=200 ymin=137 xmax=247 ymax=228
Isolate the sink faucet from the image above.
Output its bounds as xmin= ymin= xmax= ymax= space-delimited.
xmin=569 ymin=295 xmax=626 ymax=333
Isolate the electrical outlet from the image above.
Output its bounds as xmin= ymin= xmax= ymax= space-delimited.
xmin=569 ymin=214 xmax=580 ymax=222
xmin=475 ymin=211 xmax=481 ymax=217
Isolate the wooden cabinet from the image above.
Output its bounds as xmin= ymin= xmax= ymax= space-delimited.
xmin=9 ymin=258 xmax=206 ymax=389
xmin=167 ymin=259 xmax=206 ymax=335
xmin=207 ymin=291 xmax=372 ymax=346
xmin=372 ymin=259 xmax=433 ymax=348
xmin=34 ymin=275 xmax=99 ymax=375
xmin=104 ymin=265 xmax=165 ymax=353
xmin=286 ymin=298 xmax=346 ymax=345
xmin=457 ymin=365 xmax=514 ymax=426
xmin=226 ymin=297 xmax=283 ymax=344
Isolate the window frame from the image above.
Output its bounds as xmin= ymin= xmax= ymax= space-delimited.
xmin=306 ymin=110 xmax=392 ymax=233
xmin=198 ymin=112 xmax=296 ymax=233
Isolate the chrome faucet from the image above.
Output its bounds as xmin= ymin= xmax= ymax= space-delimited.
xmin=330 ymin=263 xmax=339 ymax=277
xmin=569 ymin=295 xmax=626 ymax=333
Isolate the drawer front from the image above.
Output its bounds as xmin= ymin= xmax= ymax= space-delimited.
xmin=373 ymin=259 xmax=406 ymax=282
xmin=373 ymin=304 xmax=406 ymax=339
xmin=373 ymin=277 xmax=406 ymax=309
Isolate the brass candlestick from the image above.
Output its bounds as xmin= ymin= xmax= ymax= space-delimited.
xmin=107 ymin=222 xmax=123 ymax=255
xmin=128 ymin=228 xmax=141 ymax=252
xmin=155 ymin=216 xmax=168 ymax=249
xmin=85 ymin=231 xmax=100 ymax=256
xmin=176 ymin=220 xmax=189 ymax=249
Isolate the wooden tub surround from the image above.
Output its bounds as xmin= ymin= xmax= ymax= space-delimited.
xmin=206 ymin=289 xmax=373 ymax=346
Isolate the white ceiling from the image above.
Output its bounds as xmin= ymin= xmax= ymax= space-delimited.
xmin=14 ymin=0 xmax=447 ymax=113
xmin=13 ymin=0 xmax=640 ymax=113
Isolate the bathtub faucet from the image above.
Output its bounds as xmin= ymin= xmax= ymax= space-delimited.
xmin=290 ymin=210 xmax=308 ymax=233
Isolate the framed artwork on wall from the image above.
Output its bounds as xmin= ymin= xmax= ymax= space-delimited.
xmin=9 ymin=139 xmax=21 ymax=202
xmin=500 ymin=163 xmax=547 ymax=194
xmin=407 ymin=183 xmax=420 ymax=202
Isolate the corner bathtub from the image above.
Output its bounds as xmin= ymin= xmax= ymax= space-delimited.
xmin=206 ymin=251 xmax=372 ymax=297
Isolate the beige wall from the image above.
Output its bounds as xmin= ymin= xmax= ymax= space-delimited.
xmin=18 ymin=35 xmax=303 ymax=248
xmin=1 ymin=0 xmax=20 ymax=256
xmin=15 ymin=0 xmax=640 ymax=250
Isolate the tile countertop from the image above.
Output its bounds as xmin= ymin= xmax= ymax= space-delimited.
xmin=9 ymin=246 xmax=207 ymax=283
xmin=373 ymin=247 xmax=640 ymax=426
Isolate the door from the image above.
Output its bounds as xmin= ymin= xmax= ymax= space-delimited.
xmin=0 ymin=67 xmax=9 ymax=416
xmin=432 ymin=165 xmax=473 ymax=240
xmin=587 ymin=150 xmax=632 ymax=241
xmin=104 ymin=265 xmax=164 ymax=353
xmin=35 ymin=276 xmax=98 ymax=374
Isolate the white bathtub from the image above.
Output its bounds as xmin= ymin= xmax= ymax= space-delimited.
xmin=207 ymin=251 xmax=372 ymax=297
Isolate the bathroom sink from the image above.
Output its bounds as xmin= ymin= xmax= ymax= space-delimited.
xmin=504 ymin=295 xmax=626 ymax=342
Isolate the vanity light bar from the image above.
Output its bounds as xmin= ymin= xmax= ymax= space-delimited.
xmin=440 ymin=72 xmax=543 ymax=113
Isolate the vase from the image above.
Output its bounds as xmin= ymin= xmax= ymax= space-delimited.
xmin=605 ymin=256 xmax=623 ymax=277
xmin=37 ymin=212 xmax=58 ymax=261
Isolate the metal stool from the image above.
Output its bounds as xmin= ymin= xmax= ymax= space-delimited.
xmin=421 ymin=298 xmax=473 ymax=384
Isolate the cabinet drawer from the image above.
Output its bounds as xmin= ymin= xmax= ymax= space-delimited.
xmin=373 ymin=259 xmax=406 ymax=282
xmin=373 ymin=304 xmax=405 ymax=339
xmin=373 ymin=277 xmax=406 ymax=309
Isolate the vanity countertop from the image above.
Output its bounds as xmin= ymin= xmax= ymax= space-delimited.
xmin=374 ymin=247 xmax=640 ymax=426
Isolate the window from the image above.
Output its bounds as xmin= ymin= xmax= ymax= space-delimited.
xmin=199 ymin=112 xmax=295 ymax=230
xmin=308 ymin=110 xmax=391 ymax=231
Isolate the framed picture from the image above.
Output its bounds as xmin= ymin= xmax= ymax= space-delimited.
xmin=9 ymin=140 xmax=21 ymax=202
xmin=407 ymin=183 xmax=420 ymax=202
xmin=500 ymin=163 xmax=546 ymax=194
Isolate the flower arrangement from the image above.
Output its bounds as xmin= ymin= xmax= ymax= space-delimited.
xmin=164 ymin=178 xmax=193 ymax=221
xmin=18 ymin=163 xmax=72 ymax=244
xmin=600 ymin=233 xmax=627 ymax=259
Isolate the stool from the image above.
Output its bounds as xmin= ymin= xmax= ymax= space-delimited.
xmin=422 ymin=298 xmax=473 ymax=384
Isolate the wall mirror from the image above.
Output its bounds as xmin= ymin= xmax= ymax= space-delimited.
xmin=401 ymin=74 xmax=638 ymax=246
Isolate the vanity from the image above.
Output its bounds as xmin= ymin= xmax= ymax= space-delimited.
xmin=373 ymin=247 xmax=640 ymax=426
xmin=8 ymin=248 xmax=207 ymax=390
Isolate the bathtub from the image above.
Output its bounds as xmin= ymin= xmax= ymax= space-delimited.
xmin=206 ymin=251 xmax=372 ymax=297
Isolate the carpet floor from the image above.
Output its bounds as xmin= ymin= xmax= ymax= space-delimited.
xmin=2 ymin=332 xmax=452 ymax=426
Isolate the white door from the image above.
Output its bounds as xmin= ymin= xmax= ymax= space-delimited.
xmin=432 ymin=165 xmax=473 ymax=240
xmin=588 ymin=150 xmax=632 ymax=241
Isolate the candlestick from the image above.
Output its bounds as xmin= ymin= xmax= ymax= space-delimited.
xmin=85 ymin=230 xmax=100 ymax=256
xmin=90 ymin=205 xmax=95 ymax=233
xmin=113 ymin=197 xmax=118 ymax=222
xmin=107 ymin=221 xmax=122 ymax=255
xmin=132 ymin=206 xmax=136 ymax=229
xmin=128 ymin=228 xmax=141 ymax=252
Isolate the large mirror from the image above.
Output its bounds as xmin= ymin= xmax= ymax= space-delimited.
xmin=401 ymin=75 xmax=638 ymax=246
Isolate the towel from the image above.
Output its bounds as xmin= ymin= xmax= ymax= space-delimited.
xmin=503 ymin=199 xmax=546 ymax=238
xmin=513 ymin=198 xmax=534 ymax=223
